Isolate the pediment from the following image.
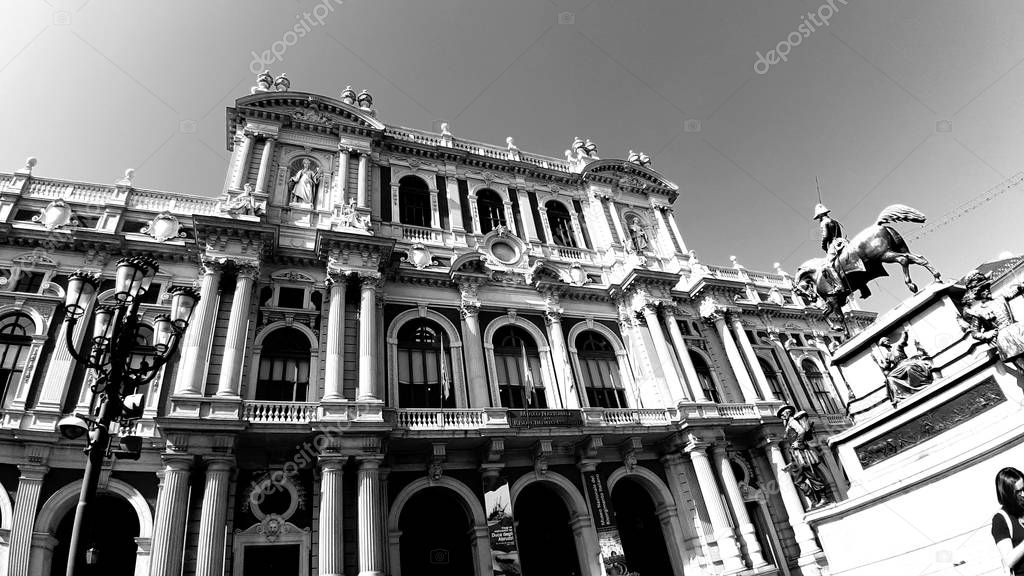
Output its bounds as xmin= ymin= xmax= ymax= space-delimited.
xmin=581 ymin=159 xmax=678 ymax=193
xmin=233 ymin=92 xmax=386 ymax=132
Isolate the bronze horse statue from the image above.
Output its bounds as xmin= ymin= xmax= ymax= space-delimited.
xmin=794 ymin=204 xmax=941 ymax=333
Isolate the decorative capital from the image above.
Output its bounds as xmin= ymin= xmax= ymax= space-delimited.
xmin=543 ymin=306 xmax=563 ymax=325
xmin=357 ymin=272 xmax=384 ymax=291
xmin=234 ymin=260 xmax=261 ymax=280
xmin=325 ymin=270 xmax=349 ymax=288
xmin=534 ymin=439 xmax=553 ymax=476
xmin=698 ymin=296 xmax=726 ymax=323
xmin=459 ymin=302 xmax=480 ymax=319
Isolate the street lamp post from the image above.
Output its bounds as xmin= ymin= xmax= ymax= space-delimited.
xmin=56 ymin=256 xmax=199 ymax=576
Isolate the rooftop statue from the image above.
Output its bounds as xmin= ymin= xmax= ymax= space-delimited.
xmin=339 ymin=85 xmax=356 ymax=105
xmin=273 ymin=73 xmax=290 ymax=92
xmin=793 ymin=204 xmax=941 ymax=334
xmin=871 ymin=329 xmax=934 ymax=407
xmin=251 ymin=71 xmax=274 ymax=94
xmin=958 ymin=270 xmax=1024 ymax=372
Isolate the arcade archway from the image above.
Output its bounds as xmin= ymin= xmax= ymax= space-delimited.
xmin=50 ymin=494 xmax=140 ymax=576
xmin=515 ymin=481 xmax=583 ymax=576
xmin=611 ymin=477 xmax=673 ymax=576
xmin=398 ymin=486 xmax=475 ymax=576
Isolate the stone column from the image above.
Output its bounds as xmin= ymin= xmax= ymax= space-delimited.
xmin=767 ymin=329 xmax=814 ymax=408
xmin=641 ymin=304 xmax=688 ymax=404
xmin=516 ymin=188 xmax=539 ymax=242
xmin=231 ymin=132 xmax=254 ymax=190
xmin=217 ymin=261 xmax=258 ymax=397
xmin=34 ymin=297 xmax=94 ymax=411
xmin=731 ymin=316 xmax=776 ymax=401
xmin=323 ymin=272 xmax=348 ymax=401
xmin=174 ymin=260 xmax=221 ymax=396
xmin=446 ymin=175 xmax=465 ymax=232
xmin=336 ymin=147 xmax=351 ymax=206
xmin=468 ymin=192 xmax=482 ymax=235
xmin=357 ymin=274 xmax=382 ymax=401
xmin=538 ymin=206 xmax=554 ymax=245
xmin=702 ymin=306 xmax=758 ymax=402
xmin=358 ymin=458 xmax=386 ymax=576
xmin=195 ymin=456 xmax=233 ymax=576
xmin=544 ymin=305 xmax=579 ymax=408
xmin=712 ymin=444 xmax=768 ymax=569
xmin=662 ymin=306 xmax=705 ymax=401
xmin=357 ymin=152 xmax=369 ymax=209
xmin=255 ymin=136 xmax=276 ymax=194
xmin=763 ymin=437 xmax=824 ymax=572
xmin=685 ymin=442 xmax=746 ymax=574
xmin=659 ymin=453 xmax=709 ymax=574
xmin=319 ymin=455 xmax=345 ymax=576
xmin=503 ymin=200 xmax=518 ymax=235
xmin=150 ymin=454 xmax=193 ymax=576
xmin=9 ymin=464 xmax=47 ymax=576
xmin=459 ymin=286 xmax=490 ymax=407
xmin=653 ymin=206 xmax=676 ymax=257
xmin=429 ymin=188 xmax=441 ymax=229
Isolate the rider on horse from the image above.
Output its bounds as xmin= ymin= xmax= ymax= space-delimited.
xmin=813 ymin=203 xmax=870 ymax=299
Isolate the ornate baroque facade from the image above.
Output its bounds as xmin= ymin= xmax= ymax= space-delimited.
xmin=0 ymin=73 xmax=873 ymax=576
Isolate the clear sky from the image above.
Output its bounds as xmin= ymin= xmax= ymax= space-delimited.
xmin=2 ymin=0 xmax=1023 ymax=313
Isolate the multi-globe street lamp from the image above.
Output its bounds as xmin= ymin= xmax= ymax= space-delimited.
xmin=55 ymin=256 xmax=199 ymax=576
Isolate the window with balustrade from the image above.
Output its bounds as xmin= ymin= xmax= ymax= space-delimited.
xmin=398 ymin=175 xmax=431 ymax=228
xmin=493 ymin=325 xmax=547 ymax=408
xmin=255 ymin=328 xmax=311 ymax=402
xmin=758 ymin=357 xmax=787 ymax=402
xmin=0 ymin=313 xmax=34 ymax=408
xmin=545 ymin=200 xmax=576 ymax=248
xmin=801 ymin=359 xmax=839 ymax=414
xmin=476 ymin=188 xmax=506 ymax=234
xmin=576 ymin=331 xmax=626 ymax=408
xmin=690 ymin=352 xmax=721 ymax=403
xmin=396 ymin=319 xmax=456 ymax=408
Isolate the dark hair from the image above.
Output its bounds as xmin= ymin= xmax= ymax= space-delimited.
xmin=996 ymin=467 xmax=1024 ymax=516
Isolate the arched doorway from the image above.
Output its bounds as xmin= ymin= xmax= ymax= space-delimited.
xmin=611 ymin=477 xmax=673 ymax=576
xmin=399 ymin=487 xmax=474 ymax=576
xmin=515 ymin=482 xmax=582 ymax=576
xmin=50 ymin=494 xmax=140 ymax=576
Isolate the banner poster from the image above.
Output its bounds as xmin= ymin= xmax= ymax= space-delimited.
xmin=582 ymin=470 xmax=639 ymax=576
xmin=484 ymin=479 xmax=523 ymax=576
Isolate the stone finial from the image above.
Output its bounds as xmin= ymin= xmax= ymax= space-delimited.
xmin=730 ymin=255 xmax=743 ymax=269
xmin=357 ymin=89 xmax=373 ymax=109
xmin=627 ymin=150 xmax=639 ymax=163
xmin=340 ymin=85 xmax=356 ymax=105
xmin=117 ymin=168 xmax=135 ymax=187
xmin=273 ymin=73 xmax=290 ymax=92
xmin=17 ymin=156 xmax=37 ymax=175
xmin=251 ymin=70 xmax=273 ymax=94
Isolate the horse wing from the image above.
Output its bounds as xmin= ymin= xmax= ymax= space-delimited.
xmin=876 ymin=204 xmax=926 ymax=225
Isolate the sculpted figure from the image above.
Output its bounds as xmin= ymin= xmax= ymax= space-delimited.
xmin=959 ymin=270 xmax=1024 ymax=372
xmin=777 ymin=404 xmax=831 ymax=508
xmin=288 ymin=159 xmax=322 ymax=205
xmin=872 ymin=330 xmax=934 ymax=407
xmin=219 ymin=183 xmax=263 ymax=216
xmin=783 ymin=462 xmax=830 ymax=509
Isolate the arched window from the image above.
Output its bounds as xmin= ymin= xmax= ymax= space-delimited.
xmin=396 ymin=319 xmax=455 ymax=408
xmin=256 ymin=328 xmax=311 ymax=402
xmin=476 ymin=189 xmax=506 ymax=234
xmin=398 ymin=176 xmax=431 ymax=228
xmin=0 ymin=313 xmax=34 ymax=407
xmin=802 ymin=359 xmax=838 ymax=414
xmin=625 ymin=214 xmax=650 ymax=253
xmin=545 ymin=201 xmax=576 ymax=248
xmin=577 ymin=331 xmax=626 ymax=408
xmin=690 ymin=352 xmax=721 ymax=403
xmin=758 ymin=357 xmax=787 ymax=402
xmin=493 ymin=325 xmax=547 ymax=408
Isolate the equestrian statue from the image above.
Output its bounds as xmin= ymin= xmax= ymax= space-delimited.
xmin=793 ymin=203 xmax=941 ymax=334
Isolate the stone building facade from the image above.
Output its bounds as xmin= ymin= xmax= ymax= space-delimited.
xmin=0 ymin=74 xmax=872 ymax=576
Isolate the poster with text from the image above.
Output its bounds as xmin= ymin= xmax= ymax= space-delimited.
xmin=484 ymin=479 xmax=522 ymax=576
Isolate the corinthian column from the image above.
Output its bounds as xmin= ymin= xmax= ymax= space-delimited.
xmin=34 ymin=295 xmax=94 ymax=411
xmin=358 ymin=458 xmax=386 ymax=576
xmin=357 ymin=273 xmax=383 ymax=401
xmin=641 ymin=303 xmax=688 ymax=404
xmin=731 ymin=315 xmax=776 ymax=401
xmin=700 ymin=300 xmax=758 ymax=402
xmin=319 ymin=455 xmax=345 ymax=576
xmin=217 ymin=261 xmax=258 ymax=396
xmin=459 ymin=284 xmax=490 ymax=407
xmin=662 ymin=306 xmax=705 ymax=401
xmin=336 ymin=147 xmax=351 ymax=206
xmin=195 ymin=456 xmax=233 ymax=576
xmin=9 ymin=464 xmax=47 ymax=576
xmin=231 ymin=131 xmax=254 ymax=190
xmin=324 ymin=272 xmax=348 ymax=401
xmin=686 ymin=441 xmax=746 ymax=574
xmin=174 ymin=260 xmax=222 ymax=396
xmin=712 ymin=444 xmax=768 ymax=569
xmin=150 ymin=454 xmax=193 ymax=576
xmin=544 ymin=303 xmax=579 ymax=408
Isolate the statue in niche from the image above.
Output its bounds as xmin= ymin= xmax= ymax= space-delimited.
xmin=777 ymin=404 xmax=831 ymax=509
xmin=288 ymin=158 xmax=322 ymax=206
xmin=959 ymin=269 xmax=1024 ymax=372
xmin=626 ymin=217 xmax=649 ymax=253
xmin=872 ymin=329 xmax=934 ymax=407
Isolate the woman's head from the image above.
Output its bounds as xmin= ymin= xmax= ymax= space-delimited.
xmin=996 ymin=467 xmax=1024 ymax=515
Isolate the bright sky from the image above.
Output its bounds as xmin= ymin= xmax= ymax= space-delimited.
xmin=2 ymin=0 xmax=1023 ymax=313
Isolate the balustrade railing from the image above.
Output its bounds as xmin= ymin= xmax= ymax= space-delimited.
xmin=389 ymin=408 xmax=485 ymax=430
xmin=243 ymin=401 xmax=318 ymax=424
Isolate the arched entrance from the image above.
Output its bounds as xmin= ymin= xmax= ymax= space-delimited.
xmin=50 ymin=494 xmax=139 ymax=576
xmin=515 ymin=482 xmax=582 ymax=576
xmin=611 ymin=478 xmax=673 ymax=576
xmin=399 ymin=486 xmax=475 ymax=575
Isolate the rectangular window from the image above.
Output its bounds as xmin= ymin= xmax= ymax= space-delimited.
xmin=379 ymin=166 xmax=392 ymax=222
xmin=458 ymin=179 xmax=472 ymax=232
xmin=435 ymin=174 xmax=449 ymax=230
xmin=573 ymin=200 xmax=593 ymax=250
xmin=13 ymin=272 xmax=45 ymax=293
xmin=75 ymin=214 xmax=99 ymax=229
xmin=527 ymin=191 xmax=545 ymax=243
xmin=277 ymin=287 xmax=305 ymax=309
xmin=121 ymin=220 xmax=148 ymax=234
xmin=139 ymin=283 xmax=162 ymax=304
